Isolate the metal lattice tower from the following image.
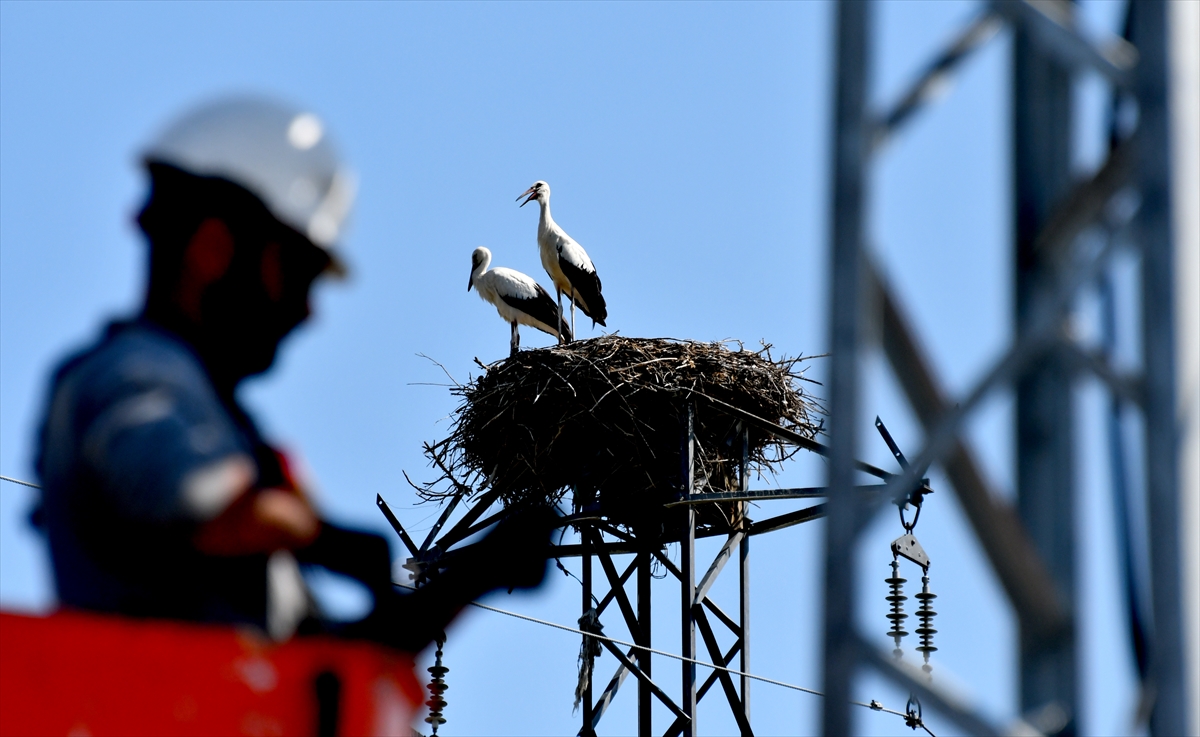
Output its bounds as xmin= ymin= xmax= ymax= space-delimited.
xmin=821 ymin=1 xmax=1197 ymax=735
xmin=385 ymin=398 xmax=931 ymax=737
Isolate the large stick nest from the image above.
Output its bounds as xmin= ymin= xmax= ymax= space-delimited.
xmin=417 ymin=336 xmax=823 ymax=532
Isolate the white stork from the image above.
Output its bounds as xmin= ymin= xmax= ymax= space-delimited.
xmin=517 ymin=180 xmax=607 ymax=340
xmin=468 ymin=246 xmax=572 ymax=356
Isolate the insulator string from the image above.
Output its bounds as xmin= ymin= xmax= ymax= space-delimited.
xmin=424 ymin=638 xmax=449 ymax=733
xmin=915 ymin=573 xmax=938 ymax=676
xmin=885 ymin=558 xmax=909 ymax=658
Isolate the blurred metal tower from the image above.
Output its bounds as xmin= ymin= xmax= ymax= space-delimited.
xmin=821 ymin=1 xmax=1197 ymax=735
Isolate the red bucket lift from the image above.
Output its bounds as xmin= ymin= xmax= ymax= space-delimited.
xmin=0 ymin=610 xmax=422 ymax=737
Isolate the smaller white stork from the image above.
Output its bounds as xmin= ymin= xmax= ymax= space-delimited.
xmin=517 ymin=180 xmax=607 ymax=340
xmin=468 ymin=246 xmax=572 ymax=356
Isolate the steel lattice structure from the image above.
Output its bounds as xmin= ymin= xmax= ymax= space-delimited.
xmin=821 ymin=1 xmax=1195 ymax=735
xmin=385 ymin=400 xmax=932 ymax=737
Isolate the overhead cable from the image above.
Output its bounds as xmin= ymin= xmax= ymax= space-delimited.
xmin=464 ymin=598 xmax=936 ymax=736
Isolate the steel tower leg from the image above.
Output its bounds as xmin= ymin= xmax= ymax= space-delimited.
xmin=823 ymin=1 xmax=870 ymax=735
xmin=582 ymin=525 xmax=595 ymax=737
xmin=638 ymin=550 xmax=653 ymax=736
xmin=680 ymin=405 xmax=697 ymax=737
xmin=1130 ymin=2 xmax=1188 ymax=734
xmin=1012 ymin=12 xmax=1077 ymax=735
xmin=739 ymin=427 xmax=751 ymax=724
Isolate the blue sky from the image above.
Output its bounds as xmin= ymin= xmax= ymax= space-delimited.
xmin=1 ymin=2 xmax=1139 ymax=734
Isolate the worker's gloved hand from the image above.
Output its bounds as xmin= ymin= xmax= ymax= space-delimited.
xmin=193 ymin=487 xmax=320 ymax=556
xmin=452 ymin=504 xmax=558 ymax=595
xmin=304 ymin=508 xmax=558 ymax=653
xmin=294 ymin=523 xmax=393 ymax=594
xmin=379 ymin=505 xmax=557 ymax=651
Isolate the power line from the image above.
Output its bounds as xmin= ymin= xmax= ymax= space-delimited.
xmin=0 ymin=475 xmax=40 ymax=489
xmin=465 ymin=598 xmax=936 ymax=736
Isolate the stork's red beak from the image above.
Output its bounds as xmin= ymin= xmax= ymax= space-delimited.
xmin=517 ymin=187 xmax=537 ymax=207
xmin=467 ymin=274 xmax=474 ymax=292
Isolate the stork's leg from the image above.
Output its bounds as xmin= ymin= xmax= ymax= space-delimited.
xmin=510 ymin=321 xmax=519 ymax=356
xmin=556 ymin=289 xmax=565 ymax=344
xmin=570 ymin=295 xmax=577 ymax=338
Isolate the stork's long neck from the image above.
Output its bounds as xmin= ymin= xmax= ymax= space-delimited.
xmin=537 ymin=197 xmax=556 ymax=238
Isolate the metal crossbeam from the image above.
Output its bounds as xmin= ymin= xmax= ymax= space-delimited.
xmin=1032 ymin=141 xmax=1134 ymax=262
xmin=596 ymin=557 xmax=638 ymax=618
xmin=1063 ymin=340 xmax=1144 ymax=407
xmin=653 ymin=551 xmax=742 ymax=637
xmin=595 ymin=541 xmax=642 ymax=646
xmin=747 ymin=505 xmax=826 ymax=537
xmin=991 ymin=0 xmax=1137 ymax=89
xmin=694 ymin=532 xmax=744 ymax=606
xmin=664 ymin=484 xmax=907 ymax=507
xmin=664 ymin=488 xmax=825 ymax=506
xmin=598 ymin=638 xmax=689 ymax=724
xmin=419 ymin=494 xmax=462 ymax=553
xmin=426 ymin=488 xmax=503 ymax=553
xmin=688 ymin=392 xmax=904 ymax=484
xmin=872 ymin=11 xmax=1002 ymax=151
xmin=696 ymin=640 xmax=743 ymax=703
xmin=376 ymin=495 xmax=419 ymax=557
xmin=589 ymin=651 xmax=633 ymax=733
xmin=695 ymin=606 xmax=753 ymax=736
xmin=435 ymin=508 xmax=507 ymax=550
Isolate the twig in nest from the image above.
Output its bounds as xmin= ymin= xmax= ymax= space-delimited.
xmin=417 ymin=353 xmax=463 ymax=388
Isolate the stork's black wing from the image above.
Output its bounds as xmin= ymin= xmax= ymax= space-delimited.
xmin=558 ymin=252 xmax=607 ymax=327
xmin=500 ymin=283 xmax=573 ymax=341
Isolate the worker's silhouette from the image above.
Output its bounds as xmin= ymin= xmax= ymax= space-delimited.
xmin=34 ymin=97 xmax=550 ymax=652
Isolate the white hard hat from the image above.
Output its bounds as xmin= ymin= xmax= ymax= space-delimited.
xmin=143 ymin=95 xmax=355 ymax=269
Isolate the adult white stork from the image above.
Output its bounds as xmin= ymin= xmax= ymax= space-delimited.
xmin=467 ymin=246 xmax=572 ymax=356
xmin=517 ymin=180 xmax=607 ymax=340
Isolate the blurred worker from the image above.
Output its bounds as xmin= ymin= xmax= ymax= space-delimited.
xmin=33 ymin=96 xmax=550 ymax=651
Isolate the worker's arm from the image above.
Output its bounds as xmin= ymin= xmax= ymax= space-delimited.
xmin=192 ymin=483 xmax=320 ymax=556
xmin=330 ymin=505 xmax=557 ymax=653
xmin=72 ymin=343 xmax=319 ymax=554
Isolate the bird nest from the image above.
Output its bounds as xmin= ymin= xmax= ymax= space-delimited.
xmin=414 ymin=336 xmax=824 ymax=534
